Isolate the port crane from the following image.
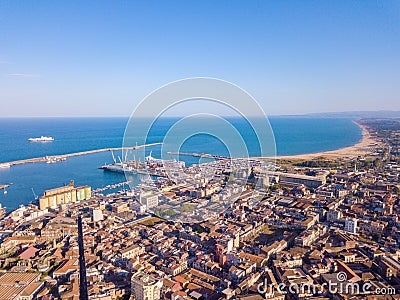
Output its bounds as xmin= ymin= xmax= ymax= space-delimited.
xmin=124 ymin=150 xmax=128 ymax=162
xmin=111 ymin=150 xmax=117 ymax=164
xmin=31 ymin=188 xmax=39 ymax=200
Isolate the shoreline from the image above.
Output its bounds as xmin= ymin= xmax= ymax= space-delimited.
xmin=271 ymin=121 xmax=380 ymax=160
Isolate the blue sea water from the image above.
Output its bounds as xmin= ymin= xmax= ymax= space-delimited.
xmin=0 ymin=117 xmax=361 ymax=210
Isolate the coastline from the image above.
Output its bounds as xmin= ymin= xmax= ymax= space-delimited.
xmin=0 ymin=120 xmax=379 ymax=168
xmin=272 ymin=121 xmax=380 ymax=160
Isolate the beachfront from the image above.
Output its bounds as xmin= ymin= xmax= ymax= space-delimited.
xmin=272 ymin=121 xmax=381 ymax=160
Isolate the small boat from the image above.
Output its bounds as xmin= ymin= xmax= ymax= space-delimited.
xmin=28 ymin=136 xmax=54 ymax=142
xmin=0 ymin=163 xmax=10 ymax=169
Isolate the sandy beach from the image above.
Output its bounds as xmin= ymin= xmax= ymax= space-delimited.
xmin=266 ymin=121 xmax=381 ymax=161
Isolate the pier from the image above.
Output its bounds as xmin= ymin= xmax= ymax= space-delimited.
xmin=1 ymin=142 xmax=163 ymax=167
xmin=167 ymin=152 xmax=273 ymax=162
xmin=167 ymin=151 xmax=228 ymax=160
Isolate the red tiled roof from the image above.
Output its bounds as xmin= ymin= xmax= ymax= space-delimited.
xmin=19 ymin=246 xmax=39 ymax=260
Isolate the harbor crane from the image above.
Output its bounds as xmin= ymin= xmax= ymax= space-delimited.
xmin=111 ymin=150 xmax=117 ymax=164
xmin=31 ymin=188 xmax=39 ymax=200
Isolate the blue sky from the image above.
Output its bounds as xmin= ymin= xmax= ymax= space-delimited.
xmin=1 ymin=1 xmax=400 ymax=117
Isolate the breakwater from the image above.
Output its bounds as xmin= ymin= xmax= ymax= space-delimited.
xmin=3 ymin=143 xmax=163 ymax=166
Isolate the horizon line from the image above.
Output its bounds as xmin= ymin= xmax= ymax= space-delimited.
xmin=0 ymin=110 xmax=399 ymax=119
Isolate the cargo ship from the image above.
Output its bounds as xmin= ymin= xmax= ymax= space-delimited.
xmin=99 ymin=162 xmax=169 ymax=178
xmin=28 ymin=136 xmax=55 ymax=142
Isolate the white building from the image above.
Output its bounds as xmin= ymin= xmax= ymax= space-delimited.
xmin=92 ymin=208 xmax=103 ymax=222
xmin=345 ymin=218 xmax=358 ymax=234
xmin=131 ymin=272 xmax=163 ymax=300
xmin=140 ymin=193 xmax=159 ymax=209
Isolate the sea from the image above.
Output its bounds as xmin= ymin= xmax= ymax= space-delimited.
xmin=0 ymin=117 xmax=362 ymax=211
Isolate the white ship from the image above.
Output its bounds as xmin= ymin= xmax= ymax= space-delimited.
xmin=0 ymin=163 xmax=10 ymax=169
xmin=28 ymin=136 xmax=54 ymax=142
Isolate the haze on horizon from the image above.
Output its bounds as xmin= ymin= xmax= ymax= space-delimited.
xmin=1 ymin=1 xmax=400 ymax=117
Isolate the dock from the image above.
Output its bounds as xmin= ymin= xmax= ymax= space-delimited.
xmin=167 ymin=152 xmax=274 ymax=162
xmin=167 ymin=151 xmax=228 ymax=160
xmin=1 ymin=142 xmax=163 ymax=167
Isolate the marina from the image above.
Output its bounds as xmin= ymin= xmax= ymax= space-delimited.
xmin=91 ymin=181 xmax=131 ymax=193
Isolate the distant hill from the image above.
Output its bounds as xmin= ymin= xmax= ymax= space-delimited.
xmin=303 ymin=111 xmax=400 ymax=119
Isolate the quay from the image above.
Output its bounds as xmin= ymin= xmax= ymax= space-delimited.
xmin=167 ymin=151 xmax=228 ymax=160
xmin=167 ymin=152 xmax=274 ymax=162
xmin=1 ymin=142 xmax=163 ymax=167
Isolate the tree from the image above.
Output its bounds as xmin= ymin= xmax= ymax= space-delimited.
xmin=393 ymin=186 xmax=400 ymax=195
xmin=372 ymin=232 xmax=381 ymax=241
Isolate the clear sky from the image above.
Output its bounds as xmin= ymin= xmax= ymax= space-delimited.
xmin=1 ymin=1 xmax=400 ymax=117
